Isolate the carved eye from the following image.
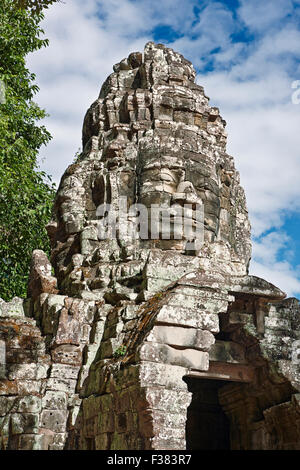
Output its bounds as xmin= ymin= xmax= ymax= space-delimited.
xmin=160 ymin=173 xmax=174 ymax=182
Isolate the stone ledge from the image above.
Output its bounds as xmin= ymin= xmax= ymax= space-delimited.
xmin=137 ymin=342 xmax=209 ymax=370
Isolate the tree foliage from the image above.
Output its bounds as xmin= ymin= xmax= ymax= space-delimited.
xmin=17 ymin=0 xmax=62 ymax=15
xmin=0 ymin=0 xmax=56 ymax=301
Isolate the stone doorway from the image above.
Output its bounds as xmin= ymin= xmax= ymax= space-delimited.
xmin=184 ymin=377 xmax=234 ymax=450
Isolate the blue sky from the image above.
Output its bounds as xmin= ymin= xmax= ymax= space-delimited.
xmin=27 ymin=0 xmax=300 ymax=296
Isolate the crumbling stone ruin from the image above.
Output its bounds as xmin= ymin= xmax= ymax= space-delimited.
xmin=1 ymin=42 xmax=300 ymax=450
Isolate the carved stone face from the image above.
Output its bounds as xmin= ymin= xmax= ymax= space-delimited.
xmin=50 ymin=42 xmax=251 ymax=297
xmin=137 ymin=149 xmax=204 ymax=253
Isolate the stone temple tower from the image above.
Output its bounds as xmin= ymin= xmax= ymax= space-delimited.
xmin=1 ymin=43 xmax=300 ymax=450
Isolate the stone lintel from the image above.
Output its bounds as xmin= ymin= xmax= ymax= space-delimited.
xmin=186 ymin=361 xmax=255 ymax=383
xmin=229 ymin=275 xmax=286 ymax=301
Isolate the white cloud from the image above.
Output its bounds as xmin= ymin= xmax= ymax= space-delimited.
xmin=192 ymin=15 xmax=300 ymax=294
xmin=250 ymin=231 xmax=300 ymax=297
xmin=238 ymin=0 xmax=294 ymax=32
xmin=250 ymin=259 xmax=300 ymax=297
xmin=196 ymin=27 xmax=300 ymax=238
xmin=170 ymin=2 xmax=238 ymax=69
xmin=252 ymin=232 xmax=290 ymax=265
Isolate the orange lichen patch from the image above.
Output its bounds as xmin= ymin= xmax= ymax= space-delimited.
xmin=19 ymin=335 xmax=42 ymax=350
xmin=0 ymin=320 xmax=42 ymax=344
xmin=81 ymin=267 xmax=92 ymax=279
xmin=0 ymin=321 xmax=21 ymax=335
xmin=0 ymin=379 xmax=18 ymax=395
xmin=66 ymin=163 xmax=80 ymax=176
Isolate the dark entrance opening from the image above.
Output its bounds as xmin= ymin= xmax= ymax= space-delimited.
xmin=184 ymin=377 xmax=231 ymax=450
